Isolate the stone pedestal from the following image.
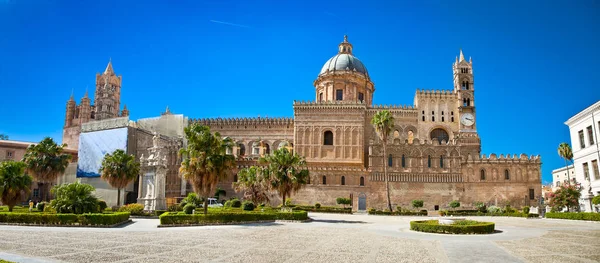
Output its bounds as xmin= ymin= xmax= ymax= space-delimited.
xmin=138 ymin=133 xmax=168 ymax=211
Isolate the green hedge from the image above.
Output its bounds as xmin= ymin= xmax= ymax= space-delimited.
xmin=410 ymin=220 xmax=495 ymax=234
xmin=294 ymin=206 xmax=352 ymax=214
xmin=440 ymin=211 xmax=539 ymax=218
xmin=545 ymin=212 xmax=600 ymax=221
xmin=0 ymin=212 xmax=130 ymax=226
xmin=159 ymin=210 xmax=308 ymax=225
xmin=368 ymin=209 xmax=427 ymax=216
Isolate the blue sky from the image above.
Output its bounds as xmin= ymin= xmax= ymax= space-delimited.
xmin=1 ymin=0 xmax=599 ymax=184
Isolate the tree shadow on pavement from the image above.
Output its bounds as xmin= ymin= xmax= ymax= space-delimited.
xmin=311 ymin=219 xmax=368 ymax=224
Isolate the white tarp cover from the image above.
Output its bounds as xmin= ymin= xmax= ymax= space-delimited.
xmin=77 ymin=127 xmax=128 ymax=178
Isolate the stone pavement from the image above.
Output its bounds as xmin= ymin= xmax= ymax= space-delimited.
xmin=0 ymin=213 xmax=599 ymax=263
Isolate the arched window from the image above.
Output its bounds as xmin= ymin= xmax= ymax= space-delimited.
xmin=238 ymin=144 xmax=246 ymax=156
xmin=505 ymin=169 xmax=510 ymax=180
xmin=440 ymin=155 xmax=444 ymax=168
xmin=322 ymin=176 xmax=327 ymax=185
xmin=341 ymin=176 xmax=345 ymax=185
xmin=388 ymin=154 xmax=393 ymax=167
xmin=466 ymin=98 xmax=471 ymax=106
xmin=324 ymin=131 xmax=333 ymax=145
xmin=401 ymin=154 xmax=406 ymax=168
xmin=427 ymin=155 xmax=431 ymax=168
xmin=360 ymin=176 xmax=365 ymax=186
xmin=480 ymin=170 xmax=486 ymax=180
xmin=265 ymin=143 xmax=270 ymax=155
xmin=233 ymin=174 xmax=238 ymax=182
xmin=430 ymin=128 xmax=449 ymax=144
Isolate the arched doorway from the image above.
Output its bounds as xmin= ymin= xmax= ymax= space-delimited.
xmin=358 ymin=193 xmax=367 ymax=211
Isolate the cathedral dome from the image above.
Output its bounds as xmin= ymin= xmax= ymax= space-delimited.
xmin=318 ymin=35 xmax=369 ymax=78
xmin=319 ymin=53 xmax=368 ymax=76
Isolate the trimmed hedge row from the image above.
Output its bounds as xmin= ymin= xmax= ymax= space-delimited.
xmin=545 ymin=212 xmax=600 ymax=221
xmin=368 ymin=209 xmax=427 ymax=216
xmin=294 ymin=206 xmax=352 ymax=214
xmin=440 ymin=211 xmax=539 ymax=218
xmin=410 ymin=220 xmax=495 ymax=234
xmin=0 ymin=212 xmax=130 ymax=226
xmin=159 ymin=210 xmax=308 ymax=225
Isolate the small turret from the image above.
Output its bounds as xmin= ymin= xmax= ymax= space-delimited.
xmin=121 ymin=104 xmax=129 ymax=117
xmin=65 ymin=95 xmax=76 ymax=127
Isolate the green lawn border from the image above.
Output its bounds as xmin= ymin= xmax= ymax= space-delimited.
xmin=410 ymin=220 xmax=495 ymax=234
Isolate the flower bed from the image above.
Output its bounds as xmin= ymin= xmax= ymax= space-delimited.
xmin=159 ymin=210 xmax=308 ymax=226
xmin=0 ymin=212 xmax=130 ymax=226
xmin=294 ymin=205 xmax=352 ymax=214
xmin=545 ymin=212 xmax=600 ymax=221
xmin=410 ymin=220 xmax=495 ymax=234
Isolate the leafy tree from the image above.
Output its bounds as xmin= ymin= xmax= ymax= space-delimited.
xmin=372 ymin=110 xmax=394 ymax=212
xmin=233 ymin=166 xmax=270 ymax=205
xmin=449 ymin=200 xmax=460 ymax=210
xmin=412 ymin=200 xmax=424 ymax=209
xmin=548 ymin=184 xmax=581 ymax=212
xmin=179 ymin=124 xmax=236 ymax=215
xmin=557 ymin=142 xmax=574 ymax=183
xmin=0 ymin=134 xmax=8 ymax=140
xmin=259 ymin=148 xmax=309 ymax=207
xmin=99 ymin=149 xmax=140 ymax=207
xmin=22 ymin=137 xmax=71 ymax=201
xmin=50 ymin=182 xmax=99 ymax=214
xmin=0 ymin=161 xmax=32 ymax=212
xmin=336 ymin=197 xmax=351 ymax=208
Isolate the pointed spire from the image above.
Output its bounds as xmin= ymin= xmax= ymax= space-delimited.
xmin=123 ymin=104 xmax=128 ymax=110
xmin=104 ymin=59 xmax=114 ymax=75
xmin=338 ymin=35 xmax=353 ymax=54
xmin=83 ymin=87 xmax=89 ymax=98
xmin=459 ymin=49 xmax=465 ymax=62
xmin=69 ymin=88 xmax=74 ymax=101
xmin=469 ymin=56 xmax=472 ymax=63
xmin=343 ymin=35 xmax=348 ymax=43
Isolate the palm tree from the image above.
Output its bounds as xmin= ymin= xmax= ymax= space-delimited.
xmin=0 ymin=161 xmax=33 ymax=212
xmin=0 ymin=134 xmax=8 ymax=140
xmin=179 ymin=124 xmax=236 ymax=215
xmin=233 ymin=166 xmax=271 ymax=205
xmin=371 ymin=110 xmax=394 ymax=212
xmin=557 ymin=142 xmax=574 ymax=184
xmin=259 ymin=148 xmax=309 ymax=207
xmin=99 ymin=149 xmax=140 ymax=207
xmin=22 ymin=137 xmax=71 ymax=201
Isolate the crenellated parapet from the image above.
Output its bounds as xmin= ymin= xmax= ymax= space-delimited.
xmin=466 ymin=153 xmax=542 ymax=164
xmin=189 ymin=116 xmax=294 ymax=128
xmin=415 ymin=89 xmax=456 ymax=99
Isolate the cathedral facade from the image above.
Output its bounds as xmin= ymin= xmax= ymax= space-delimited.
xmin=63 ymin=36 xmax=542 ymax=211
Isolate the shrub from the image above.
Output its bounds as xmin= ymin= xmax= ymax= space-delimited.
xmin=368 ymin=209 xmax=427 ymax=216
xmin=396 ymin=206 xmax=403 ymax=212
xmin=180 ymin=193 xmax=203 ymax=208
xmin=36 ymin=202 xmax=47 ymax=212
xmin=159 ymin=210 xmax=308 ymax=225
xmin=368 ymin=208 xmax=377 ymax=214
xmin=315 ymin=203 xmax=321 ymax=209
xmin=242 ymin=201 xmax=255 ymax=211
xmin=294 ymin=205 xmax=351 ymax=214
xmin=168 ymin=204 xmax=180 ymax=212
xmin=522 ymin=206 xmax=530 ymax=214
xmin=285 ymin=198 xmax=293 ymax=207
xmin=410 ymin=220 xmax=495 ymax=234
xmin=474 ymin=202 xmax=486 ymax=213
xmin=412 ymin=200 xmax=424 ymax=209
xmin=230 ymin=199 xmax=242 ymax=208
xmin=545 ymin=212 xmax=600 ymax=221
xmin=449 ymin=200 xmax=460 ymax=210
xmin=50 ymin=182 xmax=99 ymax=214
xmin=118 ymin=203 xmax=145 ymax=215
xmin=154 ymin=210 xmax=168 ymax=216
xmin=504 ymin=205 xmax=515 ymax=213
xmin=183 ymin=204 xmax=195 ymax=214
xmin=592 ymin=195 xmax=600 ymax=205
xmin=97 ymin=200 xmax=108 ymax=212
xmin=0 ymin=212 xmax=130 ymax=226
xmin=336 ymin=197 xmax=351 ymax=208
xmin=487 ymin=205 xmax=501 ymax=214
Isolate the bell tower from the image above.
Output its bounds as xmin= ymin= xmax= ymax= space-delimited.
xmin=453 ymin=50 xmax=477 ymax=132
xmin=453 ymin=50 xmax=480 ymax=154
xmin=94 ymin=60 xmax=122 ymax=121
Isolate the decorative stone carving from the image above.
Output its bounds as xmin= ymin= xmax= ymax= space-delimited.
xmin=138 ymin=135 xmax=168 ymax=211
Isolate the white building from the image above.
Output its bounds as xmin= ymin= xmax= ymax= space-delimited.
xmin=565 ymin=100 xmax=600 ymax=212
xmin=551 ymin=165 xmax=575 ymax=191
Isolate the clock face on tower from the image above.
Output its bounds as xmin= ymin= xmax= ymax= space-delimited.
xmin=460 ymin=113 xmax=475 ymax=126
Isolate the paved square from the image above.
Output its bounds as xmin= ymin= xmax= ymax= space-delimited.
xmin=1 ymin=213 xmax=599 ymax=263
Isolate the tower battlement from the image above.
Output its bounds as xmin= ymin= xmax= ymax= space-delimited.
xmin=415 ymin=89 xmax=456 ymax=98
xmin=189 ymin=117 xmax=294 ymax=128
xmin=466 ymin=153 xmax=542 ymax=164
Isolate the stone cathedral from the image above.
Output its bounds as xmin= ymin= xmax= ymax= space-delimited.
xmin=63 ymin=36 xmax=542 ymax=211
